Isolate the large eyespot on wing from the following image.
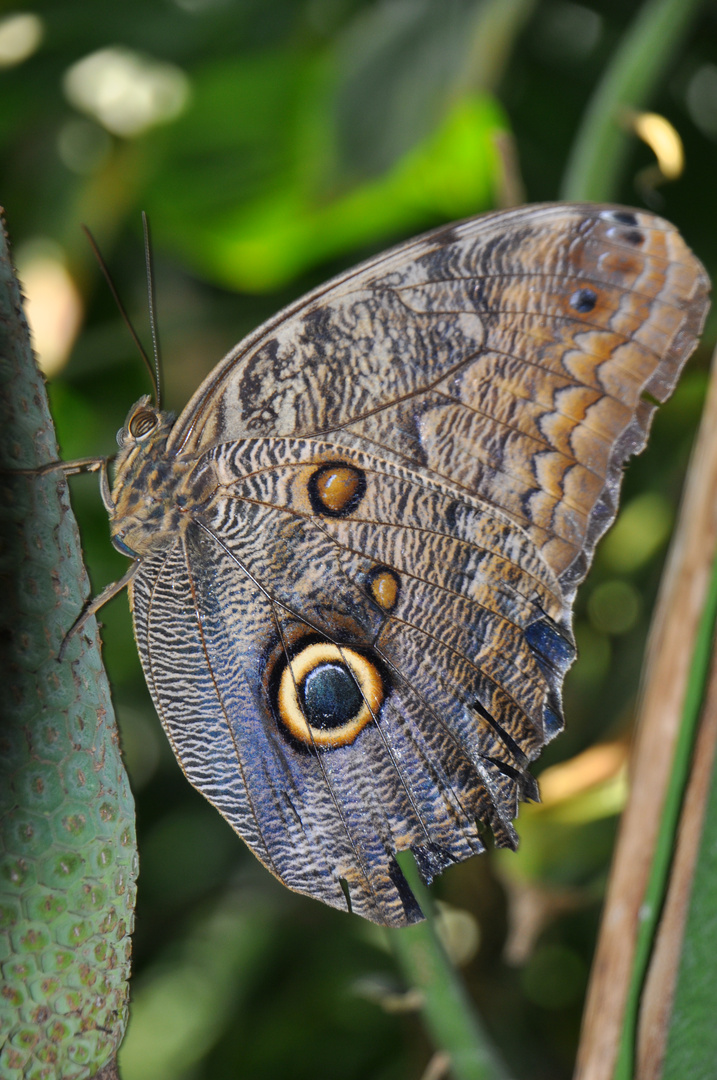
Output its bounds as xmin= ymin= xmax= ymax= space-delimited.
xmin=270 ymin=638 xmax=385 ymax=750
xmin=168 ymin=203 xmax=709 ymax=597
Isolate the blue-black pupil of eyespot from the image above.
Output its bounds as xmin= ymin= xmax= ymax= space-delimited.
xmin=570 ymin=287 xmax=597 ymax=313
xmin=300 ymin=663 xmax=363 ymax=729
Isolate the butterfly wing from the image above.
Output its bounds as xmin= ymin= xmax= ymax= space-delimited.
xmin=129 ymin=204 xmax=709 ymax=925
xmin=167 ymin=203 xmax=709 ymax=591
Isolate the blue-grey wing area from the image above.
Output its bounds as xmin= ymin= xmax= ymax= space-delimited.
xmin=130 ymin=537 xmax=360 ymax=917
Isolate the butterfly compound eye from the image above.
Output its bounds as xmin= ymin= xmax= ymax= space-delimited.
xmin=128 ymin=407 xmax=160 ymax=440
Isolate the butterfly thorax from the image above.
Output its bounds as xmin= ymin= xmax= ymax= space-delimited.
xmin=109 ymin=398 xmax=215 ymax=558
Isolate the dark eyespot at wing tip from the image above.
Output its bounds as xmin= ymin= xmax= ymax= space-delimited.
xmin=570 ymin=287 xmax=598 ymax=314
xmin=604 ymin=210 xmax=639 ymax=227
xmin=598 ymin=209 xmax=646 ymax=245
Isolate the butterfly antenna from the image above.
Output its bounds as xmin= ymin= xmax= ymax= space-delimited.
xmin=142 ymin=211 xmax=162 ymax=409
xmin=81 ymin=223 xmax=160 ymax=408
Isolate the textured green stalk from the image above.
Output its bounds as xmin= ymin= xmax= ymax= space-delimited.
xmin=614 ymin=558 xmax=717 ymax=1079
xmin=0 ymin=216 xmax=137 ymax=1078
xmin=662 ymin=692 xmax=717 ymax=1075
xmin=560 ymin=0 xmax=706 ymax=202
xmin=389 ymin=853 xmax=508 ymax=1080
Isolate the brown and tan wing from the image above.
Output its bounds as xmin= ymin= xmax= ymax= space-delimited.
xmin=167 ymin=203 xmax=709 ymax=594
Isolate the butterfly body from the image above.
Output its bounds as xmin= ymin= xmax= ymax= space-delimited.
xmin=107 ymin=204 xmax=709 ymax=926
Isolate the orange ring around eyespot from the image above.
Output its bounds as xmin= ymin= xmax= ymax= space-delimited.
xmin=277 ymin=643 xmax=384 ymax=748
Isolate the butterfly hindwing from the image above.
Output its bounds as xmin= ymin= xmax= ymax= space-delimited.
xmin=130 ymin=440 xmax=572 ymax=924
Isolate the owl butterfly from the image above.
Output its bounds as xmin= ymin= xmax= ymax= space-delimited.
xmin=95 ymin=203 xmax=708 ymax=928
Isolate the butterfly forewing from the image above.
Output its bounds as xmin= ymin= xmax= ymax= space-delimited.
xmin=115 ymin=203 xmax=709 ymax=925
xmin=168 ymin=205 xmax=707 ymax=588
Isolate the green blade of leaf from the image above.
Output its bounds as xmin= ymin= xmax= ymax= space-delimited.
xmin=660 ymin=686 xmax=717 ymax=1077
xmin=560 ymin=0 xmax=707 ymax=203
xmin=388 ymin=852 xmax=509 ymax=1080
xmin=576 ymin=351 xmax=717 ymax=1079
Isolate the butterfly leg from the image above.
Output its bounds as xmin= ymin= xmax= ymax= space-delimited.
xmin=58 ymin=560 xmax=140 ymax=661
xmin=14 ymin=455 xmax=116 ymax=510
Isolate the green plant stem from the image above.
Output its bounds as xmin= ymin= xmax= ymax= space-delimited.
xmin=560 ymin=0 xmax=706 ymax=203
xmin=662 ymin=684 xmax=717 ymax=1075
xmin=388 ymin=853 xmax=509 ymax=1080
xmin=613 ymin=555 xmax=717 ymax=1078
xmin=0 ymin=214 xmax=136 ymax=1078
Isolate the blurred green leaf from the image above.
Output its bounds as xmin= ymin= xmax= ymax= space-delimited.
xmin=147 ymin=61 xmax=508 ymax=290
xmin=561 ymin=0 xmax=708 ymax=201
xmin=333 ymin=0 xmax=530 ymax=177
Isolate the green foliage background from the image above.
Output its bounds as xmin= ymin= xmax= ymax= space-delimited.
xmin=2 ymin=1 xmax=717 ymax=1077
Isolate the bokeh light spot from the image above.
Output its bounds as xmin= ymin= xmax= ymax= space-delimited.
xmin=534 ymin=2 xmax=602 ymax=62
xmin=599 ymin=492 xmax=673 ymax=573
xmin=16 ymin=242 xmax=83 ymax=378
xmin=57 ymin=119 xmax=112 ymax=175
xmin=521 ymin=943 xmax=587 ymax=1009
xmin=0 ymin=13 xmax=43 ymax=68
xmin=63 ymin=47 xmax=190 ymax=137
xmin=571 ymin=624 xmax=611 ymax=689
xmin=686 ymin=64 xmax=717 ymax=139
xmin=588 ymin=580 xmax=641 ymax=635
